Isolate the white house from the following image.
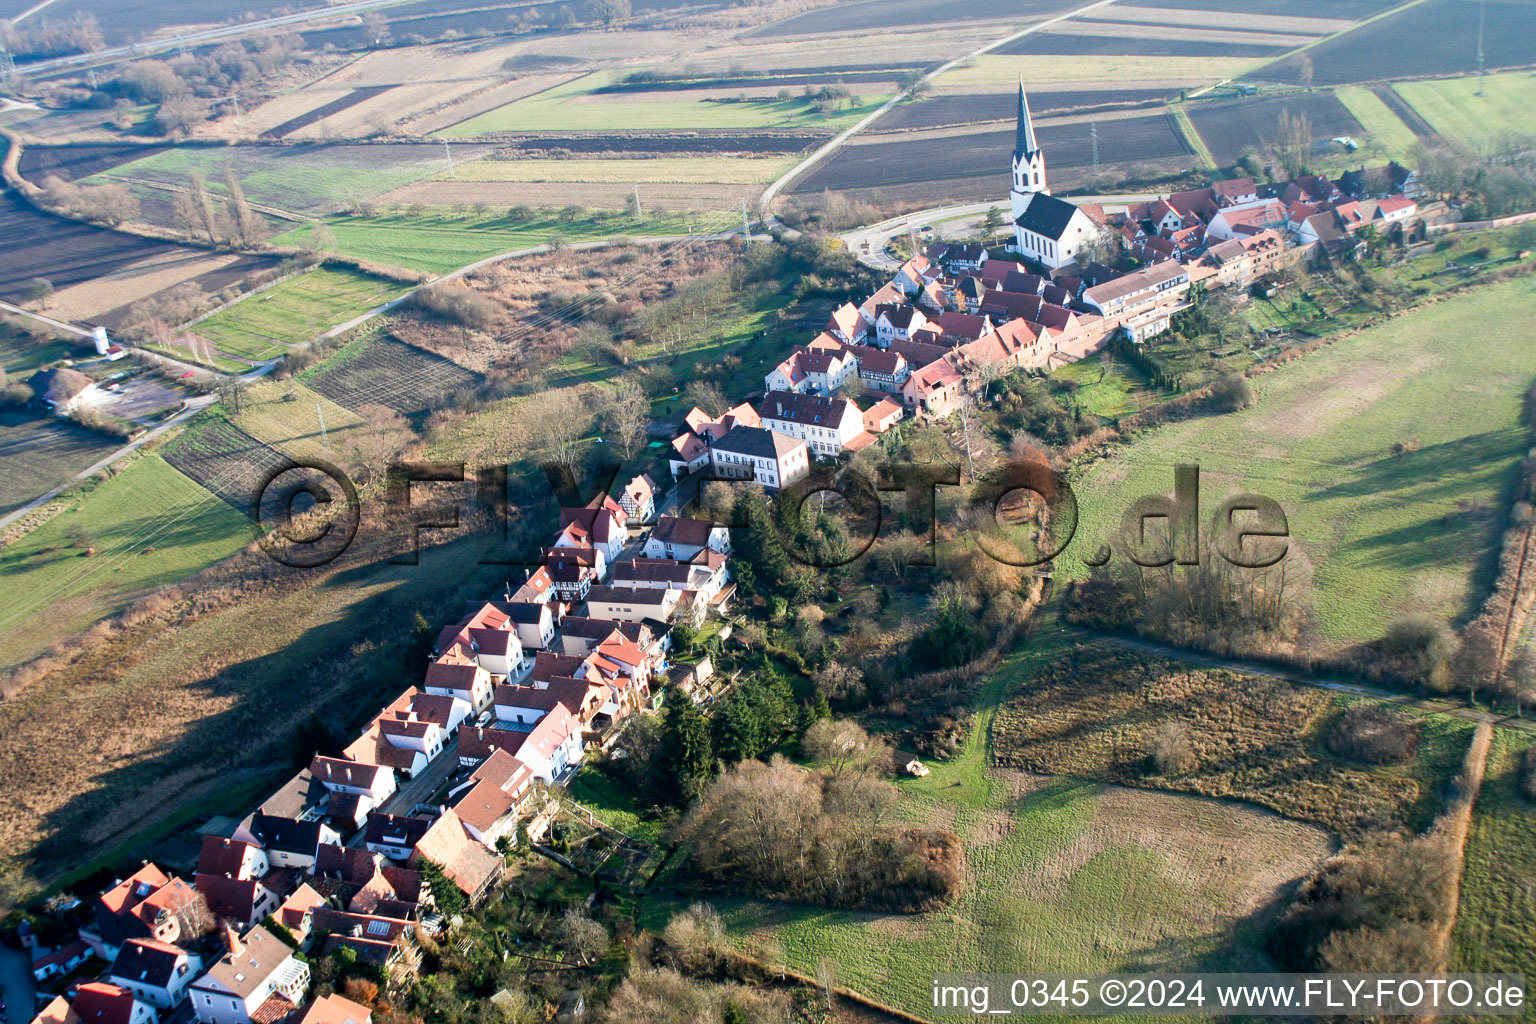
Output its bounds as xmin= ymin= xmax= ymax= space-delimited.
xmin=856 ymin=348 xmax=911 ymax=393
xmin=70 ymin=984 xmax=158 ymax=1024
xmin=707 ymin=425 xmax=810 ymax=492
xmin=436 ymin=603 xmax=524 ymax=678
xmin=512 ymin=704 xmax=585 ymax=783
xmin=644 ymin=517 xmax=730 ymax=562
xmin=503 ymin=600 xmax=556 ymax=653
xmin=873 ymin=304 xmax=927 ymax=347
xmin=757 ymin=391 xmax=864 ymax=458
xmin=618 ymin=474 xmax=656 ymax=523
xmin=584 ymin=585 xmax=681 ymax=623
xmin=190 ymin=927 xmax=310 ymax=1024
xmin=362 ymin=814 xmax=434 ymax=862
xmin=556 ymin=498 xmax=628 ymax=564
xmin=423 ymin=659 xmax=494 ymax=715
xmin=110 ymin=940 xmax=203 ymax=1011
xmin=309 ymin=757 xmax=398 ymax=805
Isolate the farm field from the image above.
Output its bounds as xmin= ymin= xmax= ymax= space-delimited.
xmin=380 ymin=180 xmax=759 ymax=211
xmin=21 ymin=0 xmax=307 ymax=51
xmin=162 ymin=416 xmax=297 ymax=514
xmin=0 ymin=328 xmax=77 ymax=375
xmin=1334 ymin=86 xmax=1422 ymax=162
xmin=441 ymin=155 xmax=793 ymax=184
xmin=190 ymin=267 xmax=407 ymax=363
xmin=792 ymin=114 xmax=1193 ymax=202
xmin=1061 ymin=274 xmax=1536 ymax=646
xmin=231 ymin=379 xmax=366 ymax=467
xmin=940 ymin=53 xmax=1260 ymax=87
xmin=88 ymin=142 xmax=500 ymax=217
xmin=993 ymin=642 xmax=1474 ymax=836
xmin=1186 ymin=92 xmax=1363 ymax=169
xmin=652 ymin=632 xmax=1335 ymax=1019
xmin=272 ymin=207 xmax=730 ymax=275
xmin=745 ymin=0 xmax=1078 ymax=37
xmin=18 ymin=144 xmax=167 ymax=183
xmin=0 ymin=191 xmax=182 ymax=302
xmin=995 ymin=31 xmax=1289 ymax=59
xmin=1393 ymin=72 xmax=1536 ymax=150
xmin=1250 ymin=0 xmax=1536 ymax=86
xmin=0 ymin=411 xmax=117 ymax=517
xmin=0 ymin=452 xmax=254 ymax=671
xmin=1135 ymin=0 xmax=1396 ymax=16
xmin=1452 ymin=728 xmax=1536 ymax=979
xmin=439 ymin=71 xmax=894 ymax=136
xmin=304 ymin=333 xmax=483 ymax=415
xmin=878 ymin=87 xmax=1175 ymax=131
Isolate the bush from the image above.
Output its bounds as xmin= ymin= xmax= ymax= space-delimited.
xmin=1206 ymin=373 xmax=1254 ymax=413
xmin=405 ymin=282 xmax=499 ymax=329
xmin=1521 ymin=744 xmax=1536 ymax=803
xmin=1148 ymin=720 xmax=1196 ymax=775
xmin=1327 ymin=703 xmax=1420 ymax=764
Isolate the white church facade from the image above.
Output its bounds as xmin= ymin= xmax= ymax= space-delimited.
xmin=1009 ymin=81 xmax=1100 ymax=270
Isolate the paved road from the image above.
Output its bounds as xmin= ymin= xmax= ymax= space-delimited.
xmin=377 ymin=736 xmax=462 ymax=818
xmin=1080 ymin=628 xmax=1536 ymax=734
xmin=0 ymin=938 xmax=36 ymax=1021
xmin=838 ymin=193 xmax=1160 ymax=271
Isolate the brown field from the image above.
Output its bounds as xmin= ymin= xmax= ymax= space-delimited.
xmin=992 ymin=643 xmax=1476 ymax=837
xmin=1047 ymin=19 xmax=1316 ymax=48
xmin=45 ymin=249 xmax=267 ymax=326
xmin=1093 ymin=5 xmax=1353 ymax=34
xmin=379 ymin=179 xmax=756 ymax=210
xmin=236 ymin=86 xmax=355 ymax=138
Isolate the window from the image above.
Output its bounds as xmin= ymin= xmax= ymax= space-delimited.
xmin=368 ymin=920 xmax=391 ymax=936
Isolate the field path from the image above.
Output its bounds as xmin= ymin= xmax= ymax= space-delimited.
xmin=1075 ymin=627 xmax=1536 ymax=735
xmin=758 ymin=0 xmax=1125 ymax=215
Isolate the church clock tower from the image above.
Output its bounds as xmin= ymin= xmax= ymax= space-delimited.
xmin=1009 ymin=78 xmax=1047 ymax=228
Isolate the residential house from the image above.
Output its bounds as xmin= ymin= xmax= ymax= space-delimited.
xmin=296 ymin=995 xmax=372 ymax=1024
xmin=873 ymin=304 xmax=927 ymax=347
xmin=32 ymin=941 xmax=91 ymax=982
xmin=1206 ymin=199 xmax=1289 ymax=241
xmin=863 ymin=397 xmax=905 ymax=434
xmin=310 ymin=757 xmax=397 ymax=806
xmin=502 ymin=600 xmax=556 ymax=653
xmin=309 ymin=907 xmax=414 ymax=970
xmin=764 ymin=344 xmax=856 ymax=397
xmin=80 ymin=866 xmax=171 ymax=960
xmin=706 ymin=424 xmax=810 ymax=492
xmin=448 ymin=750 xmax=537 ymax=850
xmin=457 ymin=725 xmax=529 ymax=769
xmin=1212 ymin=177 xmax=1258 ymax=207
xmin=70 ymin=983 xmax=158 ymax=1024
xmin=363 ymin=815 xmax=434 ymax=862
xmin=27 ymin=367 xmax=98 ymax=416
xmin=1374 ymin=194 xmax=1417 ymax=225
xmin=926 ymin=240 xmax=988 ymax=273
xmin=1080 ymin=260 xmax=1191 ymax=342
xmin=436 ymin=603 xmax=524 ymax=678
xmin=555 ymin=497 xmax=627 ymax=565
xmin=611 ymin=557 xmax=728 ymax=607
xmin=410 ymin=810 xmax=504 ymax=904
xmin=825 ymin=302 xmax=868 ymax=344
xmin=856 ymin=348 xmax=910 ymax=393
xmin=30 ymin=996 xmax=82 ymax=1024
xmin=512 ymin=703 xmax=586 ymax=783
xmin=617 ymin=473 xmax=656 ymax=522
xmin=422 ymin=659 xmax=494 ymax=717
xmin=757 ymin=391 xmax=864 ymax=458
xmin=241 ymin=814 xmax=339 ymax=871
xmin=273 ymin=884 xmax=325 ymax=951
xmin=109 ymin=940 xmax=203 ymax=1011
xmin=901 ymin=355 xmax=965 ymax=418
xmin=644 ymin=516 xmax=730 ymax=561
xmin=891 ymin=254 xmax=935 ymax=295
xmin=584 ymin=584 xmax=680 ymax=623
xmin=189 ymin=926 xmax=310 ymax=1024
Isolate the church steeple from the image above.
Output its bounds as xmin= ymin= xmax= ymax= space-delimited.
xmin=1014 ymin=78 xmax=1039 ymax=158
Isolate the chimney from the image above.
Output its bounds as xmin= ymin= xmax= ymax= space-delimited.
xmin=222 ymin=922 xmax=243 ymax=958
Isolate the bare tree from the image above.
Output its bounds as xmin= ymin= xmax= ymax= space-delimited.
xmin=224 ymin=169 xmax=264 ymax=248
xmin=361 ymin=10 xmax=391 ymax=46
xmin=183 ymin=171 xmax=222 ymax=244
xmin=1275 ymin=110 xmax=1311 ymax=181
xmin=348 ymin=403 xmax=415 ymax=485
xmin=555 ymin=908 xmax=607 ymax=965
xmin=606 ymin=377 xmax=650 ymax=459
xmin=802 ymin=718 xmax=887 ymax=779
xmin=683 ymin=379 xmax=727 ymax=417
xmin=523 ymin=390 xmax=589 ymax=472
xmin=810 ymin=663 xmax=866 ymax=705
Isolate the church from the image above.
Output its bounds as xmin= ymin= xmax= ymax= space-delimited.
xmin=1009 ymin=80 xmax=1100 ymax=270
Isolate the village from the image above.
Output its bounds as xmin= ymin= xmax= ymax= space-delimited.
xmin=12 ymin=79 xmax=1435 ymax=1024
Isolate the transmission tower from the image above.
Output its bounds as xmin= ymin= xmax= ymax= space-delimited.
xmin=1091 ymin=123 xmax=1100 ymax=176
xmin=0 ymin=46 xmax=15 ymax=90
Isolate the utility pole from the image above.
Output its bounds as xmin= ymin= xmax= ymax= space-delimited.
xmin=315 ymin=403 xmax=329 ymax=449
xmin=739 ymin=197 xmax=752 ymax=239
xmin=1475 ymin=0 xmax=1487 ymax=95
xmin=231 ymin=93 xmax=242 ymax=132
xmin=632 ymin=184 xmax=643 ymax=222
xmin=88 ymin=68 xmax=97 ymax=90
xmin=0 ymin=46 xmax=14 ymax=89
xmin=1091 ymin=122 xmax=1100 ymax=176
xmin=442 ymin=140 xmax=456 ymax=179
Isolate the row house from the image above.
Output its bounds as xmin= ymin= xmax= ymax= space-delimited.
xmin=669 ymin=402 xmax=761 ymax=479
xmin=706 ymin=424 xmax=810 ymax=492
xmin=611 ymin=556 xmax=729 ymax=607
xmin=189 ymin=926 xmax=309 ymax=1024
xmin=618 ymin=473 xmax=656 ymax=522
xmin=763 ymin=343 xmax=857 ymax=396
xmin=109 ymin=940 xmax=203 ymax=1012
xmin=585 ymin=584 xmax=681 ymax=624
xmin=825 ymin=302 xmax=869 ymax=345
xmin=410 ymin=809 xmax=504 ymax=904
xmin=555 ymin=496 xmax=628 ymax=565
xmin=363 ymin=815 xmax=434 ymax=862
xmin=448 ymin=749 xmax=538 ymax=850
xmin=644 ymin=516 xmax=730 ymax=562
xmin=873 ymin=303 xmax=926 ymax=347
xmin=757 ymin=391 xmax=864 ymax=458
xmin=856 ymin=348 xmax=910 ymax=393
xmin=1081 ymin=260 xmax=1192 ymax=342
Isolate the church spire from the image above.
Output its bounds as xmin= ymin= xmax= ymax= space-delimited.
xmin=1015 ymin=78 xmax=1039 ymax=156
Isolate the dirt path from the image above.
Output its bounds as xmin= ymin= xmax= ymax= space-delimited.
xmin=1429 ymin=722 xmax=1493 ymax=972
xmin=1076 ymin=628 xmax=1536 ymax=734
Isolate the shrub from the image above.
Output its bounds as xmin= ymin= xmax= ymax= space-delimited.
xmin=1206 ymin=373 xmax=1254 ymax=413
xmin=1148 ymin=720 xmax=1196 ymax=775
xmin=1327 ymin=703 xmax=1420 ymax=764
xmin=405 ymin=283 xmax=499 ymax=329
